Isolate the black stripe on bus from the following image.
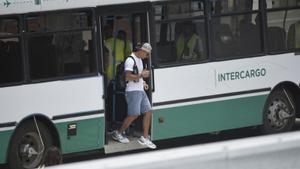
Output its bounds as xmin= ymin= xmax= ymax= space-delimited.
xmin=153 ymin=88 xmax=271 ymax=107
xmin=52 ymin=110 xmax=104 ymax=120
xmin=0 ymin=122 xmax=17 ymax=128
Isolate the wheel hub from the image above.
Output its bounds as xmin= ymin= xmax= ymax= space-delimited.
xmin=267 ymin=100 xmax=291 ymax=130
xmin=18 ymin=133 xmax=43 ymax=169
xmin=21 ymin=144 xmax=38 ymax=158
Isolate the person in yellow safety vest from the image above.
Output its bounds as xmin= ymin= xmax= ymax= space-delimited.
xmin=104 ymin=30 xmax=132 ymax=81
xmin=105 ymin=37 xmax=125 ymax=81
xmin=287 ymin=21 xmax=300 ymax=49
xmin=176 ymin=21 xmax=201 ymax=60
xmin=117 ymin=30 xmax=133 ymax=57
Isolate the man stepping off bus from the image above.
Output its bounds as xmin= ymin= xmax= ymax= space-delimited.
xmin=112 ymin=42 xmax=156 ymax=149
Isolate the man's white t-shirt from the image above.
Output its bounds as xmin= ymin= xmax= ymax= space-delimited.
xmin=124 ymin=53 xmax=144 ymax=91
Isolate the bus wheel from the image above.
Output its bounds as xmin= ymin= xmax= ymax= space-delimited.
xmin=8 ymin=120 xmax=53 ymax=169
xmin=262 ymin=89 xmax=295 ymax=134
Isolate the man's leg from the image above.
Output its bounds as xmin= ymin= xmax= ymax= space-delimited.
xmin=119 ymin=115 xmax=138 ymax=133
xmin=120 ymin=91 xmax=141 ymax=133
xmin=139 ymin=111 xmax=156 ymax=149
xmin=143 ymin=112 xmax=151 ymax=138
xmin=112 ymin=91 xmax=141 ymax=143
xmin=112 ymin=115 xmax=138 ymax=143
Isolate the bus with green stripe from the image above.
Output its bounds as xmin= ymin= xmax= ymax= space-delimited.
xmin=1 ymin=0 xmax=300 ymax=168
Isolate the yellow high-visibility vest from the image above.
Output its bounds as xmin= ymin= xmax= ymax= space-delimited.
xmin=106 ymin=38 xmax=125 ymax=80
xmin=176 ymin=34 xmax=199 ymax=60
xmin=124 ymin=40 xmax=133 ymax=57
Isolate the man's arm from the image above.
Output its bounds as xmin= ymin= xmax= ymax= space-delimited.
xmin=125 ymin=70 xmax=150 ymax=81
xmin=125 ymin=71 xmax=141 ymax=81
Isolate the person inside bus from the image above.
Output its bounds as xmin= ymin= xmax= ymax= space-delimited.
xmin=104 ymin=25 xmax=128 ymax=81
xmin=117 ymin=30 xmax=133 ymax=57
xmin=175 ymin=21 xmax=201 ymax=61
xmin=112 ymin=42 xmax=156 ymax=149
xmin=104 ymin=26 xmax=133 ymax=123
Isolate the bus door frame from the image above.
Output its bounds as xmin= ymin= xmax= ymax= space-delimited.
xmin=95 ymin=2 xmax=154 ymax=144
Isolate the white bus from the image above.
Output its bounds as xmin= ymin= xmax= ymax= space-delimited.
xmin=0 ymin=0 xmax=300 ymax=168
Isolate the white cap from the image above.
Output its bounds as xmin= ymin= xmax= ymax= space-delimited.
xmin=140 ymin=43 xmax=152 ymax=54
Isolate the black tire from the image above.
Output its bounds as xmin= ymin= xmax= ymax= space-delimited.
xmin=261 ymin=89 xmax=296 ymax=134
xmin=8 ymin=120 xmax=53 ymax=169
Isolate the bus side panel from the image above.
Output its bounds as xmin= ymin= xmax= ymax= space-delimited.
xmin=0 ymin=130 xmax=13 ymax=164
xmin=152 ymin=94 xmax=267 ymax=141
xmin=55 ymin=116 xmax=105 ymax=154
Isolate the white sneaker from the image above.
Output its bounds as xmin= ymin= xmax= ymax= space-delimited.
xmin=112 ymin=130 xmax=129 ymax=143
xmin=138 ymin=136 xmax=157 ymax=149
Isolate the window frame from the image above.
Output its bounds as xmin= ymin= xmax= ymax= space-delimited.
xmin=265 ymin=4 xmax=300 ymax=54
xmin=266 ymin=0 xmax=300 ymax=10
xmin=209 ymin=0 xmax=265 ymax=61
xmin=23 ymin=8 xmax=99 ymax=83
xmin=0 ymin=15 xmax=25 ymax=87
xmin=210 ymin=10 xmax=264 ymax=61
xmin=153 ymin=0 xmax=209 ymax=68
xmin=153 ymin=0 xmax=269 ymax=68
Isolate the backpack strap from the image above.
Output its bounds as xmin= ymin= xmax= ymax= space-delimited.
xmin=127 ymin=55 xmax=136 ymax=66
xmin=126 ymin=56 xmax=139 ymax=81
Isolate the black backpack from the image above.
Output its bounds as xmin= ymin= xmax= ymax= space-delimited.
xmin=116 ymin=56 xmax=137 ymax=90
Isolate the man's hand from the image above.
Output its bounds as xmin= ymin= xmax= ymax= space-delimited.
xmin=141 ymin=70 xmax=150 ymax=78
xmin=144 ymin=82 xmax=149 ymax=91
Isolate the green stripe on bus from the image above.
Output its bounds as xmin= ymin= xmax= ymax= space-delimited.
xmin=152 ymin=95 xmax=267 ymax=140
xmin=0 ymin=130 xmax=13 ymax=163
xmin=55 ymin=116 xmax=105 ymax=154
xmin=0 ymin=116 xmax=105 ymax=164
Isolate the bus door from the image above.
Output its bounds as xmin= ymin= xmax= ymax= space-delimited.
xmin=96 ymin=2 xmax=153 ymax=153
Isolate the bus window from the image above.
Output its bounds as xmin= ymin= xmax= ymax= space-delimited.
xmin=211 ymin=0 xmax=262 ymax=59
xmin=0 ymin=18 xmax=23 ymax=85
xmin=0 ymin=18 xmax=19 ymax=35
xmin=26 ymin=12 xmax=92 ymax=32
xmin=26 ymin=11 xmax=96 ymax=80
xmin=154 ymin=0 xmax=207 ymax=65
xmin=155 ymin=21 xmax=176 ymax=63
xmin=211 ymin=0 xmax=259 ymax=14
xmin=287 ymin=18 xmax=300 ymax=49
xmin=266 ymin=0 xmax=300 ymax=52
xmin=266 ymin=0 xmax=300 ymax=9
xmin=175 ymin=21 xmax=206 ymax=61
xmin=0 ymin=38 xmax=23 ymax=84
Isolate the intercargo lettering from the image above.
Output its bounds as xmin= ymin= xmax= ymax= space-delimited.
xmin=218 ymin=68 xmax=266 ymax=82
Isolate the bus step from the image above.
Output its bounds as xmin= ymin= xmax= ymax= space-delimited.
xmin=104 ymin=135 xmax=147 ymax=154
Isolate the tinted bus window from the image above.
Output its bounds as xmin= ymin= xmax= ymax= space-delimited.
xmin=155 ymin=0 xmax=204 ymax=20
xmin=0 ymin=18 xmax=19 ymax=35
xmin=266 ymin=0 xmax=300 ymax=9
xmin=28 ymin=30 xmax=95 ymax=79
xmin=211 ymin=0 xmax=262 ymax=59
xmin=0 ymin=37 xmax=23 ymax=84
xmin=154 ymin=0 xmax=207 ymax=65
xmin=26 ymin=12 xmax=92 ymax=32
xmin=211 ymin=0 xmax=259 ymax=14
xmin=266 ymin=0 xmax=300 ymax=52
xmin=26 ymin=11 xmax=96 ymax=80
xmin=0 ymin=18 xmax=23 ymax=85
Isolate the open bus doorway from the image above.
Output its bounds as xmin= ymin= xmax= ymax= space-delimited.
xmin=98 ymin=4 xmax=152 ymax=153
xmin=102 ymin=15 xmax=134 ymax=131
